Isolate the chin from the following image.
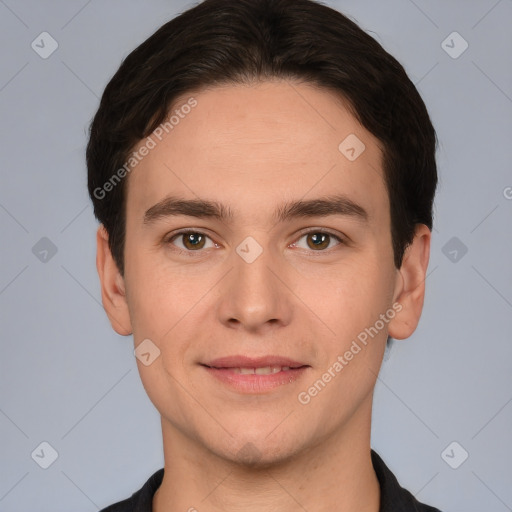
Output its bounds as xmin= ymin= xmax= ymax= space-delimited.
xmin=209 ymin=430 xmax=306 ymax=470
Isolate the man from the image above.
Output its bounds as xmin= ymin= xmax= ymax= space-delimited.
xmin=87 ymin=0 xmax=442 ymax=510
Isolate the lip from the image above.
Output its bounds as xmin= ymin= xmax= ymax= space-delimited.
xmin=201 ymin=355 xmax=310 ymax=394
xmin=206 ymin=355 xmax=307 ymax=368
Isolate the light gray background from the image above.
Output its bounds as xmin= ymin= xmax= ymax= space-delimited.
xmin=1 ymin=1 xmax=511 ymax=511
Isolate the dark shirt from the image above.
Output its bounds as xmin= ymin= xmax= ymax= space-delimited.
xmin=98 ymin=449 xmax=442 ymax=511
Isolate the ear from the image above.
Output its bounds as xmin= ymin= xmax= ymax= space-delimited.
xmin=388 ymin=224 xmax=431 ymax=340
xmin=96 ymin=225 xmax=132 ymax=335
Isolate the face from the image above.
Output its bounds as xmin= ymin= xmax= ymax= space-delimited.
xmin=98 ymin=80 xmax=429 ymax=466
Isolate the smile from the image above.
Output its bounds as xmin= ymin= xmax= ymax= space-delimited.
xmin=201 ymin=357 xmax=310 ymax=393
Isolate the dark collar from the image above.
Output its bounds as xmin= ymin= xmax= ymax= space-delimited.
xmin=100 ymin=449 xmax=442 ymax=511
xmin=370 ymin=450 xmax=442 ymax=511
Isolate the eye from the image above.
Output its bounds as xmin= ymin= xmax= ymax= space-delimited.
xmin=164 ymin=228 xmax=345 ymax=255
xmin=291 ymin=230 xmax=344 ymax=251
xmin=166 ymin=230 xmax=217 ymax=252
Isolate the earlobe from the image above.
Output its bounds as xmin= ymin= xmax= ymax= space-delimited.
xmin=96 ymin=225 xmax=133 ymax=336
xmin=388 ymin=224 xmax=431 ymax=340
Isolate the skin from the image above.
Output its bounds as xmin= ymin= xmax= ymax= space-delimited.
xmin=96 ymin=80 xmax=431 ymax=512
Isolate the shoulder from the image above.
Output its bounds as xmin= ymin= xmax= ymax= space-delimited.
xmin=371 ymin=450 xmax=444 ymax=512
xmin=98 ymin=497 xmax=133 ymax=512
xmin=98 ymin=468 xmax=165 ymax=512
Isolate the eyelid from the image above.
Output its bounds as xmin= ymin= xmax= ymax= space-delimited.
xmin=294 ymin=227 xmax=347 ymax=243
xmin=165 ymin=228 xmax=215 ymax=242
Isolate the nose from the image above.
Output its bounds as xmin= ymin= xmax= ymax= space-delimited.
xmin=216 ymin=237 xmax=292 ymax=334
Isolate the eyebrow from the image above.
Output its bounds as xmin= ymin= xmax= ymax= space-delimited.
xmin=143 ymin=194 xmax=369 ymax=225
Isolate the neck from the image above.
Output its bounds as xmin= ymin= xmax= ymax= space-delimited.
xmin=153 ymin=400 xmax=380 ymax=512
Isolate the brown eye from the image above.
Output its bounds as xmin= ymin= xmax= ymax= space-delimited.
xmin=293 ymin=230 xmax=344 ymax=252
xmin=182 ymin=232 xmax=206 ymax=250
xmin=306 ymin=232 xmax=330 ymax=250
xmin=167 ymin=231 xmax=215 ymax=252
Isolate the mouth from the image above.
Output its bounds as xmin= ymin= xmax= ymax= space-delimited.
xmin=212 ymin=365 xmax=301 ymax=374
xmin=200 ymin=355 xmax=310 ymax=393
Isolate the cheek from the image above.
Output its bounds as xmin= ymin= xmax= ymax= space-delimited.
xmin=129 ymin=274 xmax=200 ymax=338
xmin=125 ymin=257 xmax=223 ymax=386
xmin=303 ymin=258 xmax=393 ymax=342
xmin=124 ymin=235 xmax=206 ymax=335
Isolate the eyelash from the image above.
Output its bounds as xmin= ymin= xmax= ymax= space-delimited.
xmin=164 ymin=228 xmax=346 ymax=256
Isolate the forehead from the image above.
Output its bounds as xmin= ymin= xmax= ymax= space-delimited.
xmin=126 ymin=80 xmax=388 ymax=227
